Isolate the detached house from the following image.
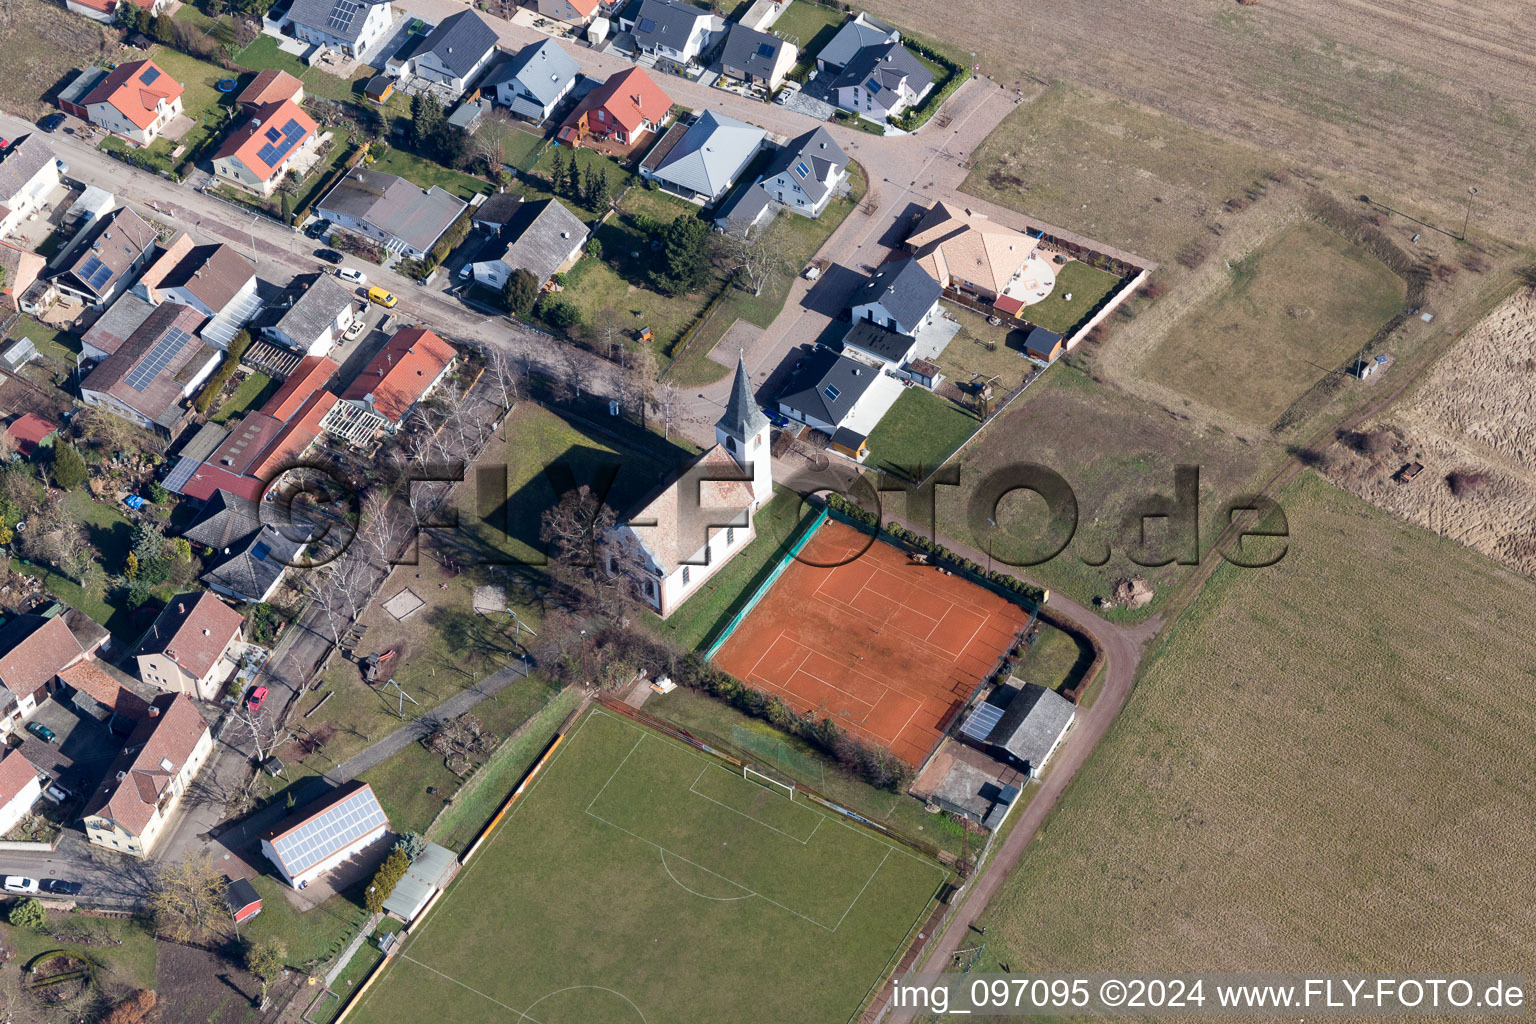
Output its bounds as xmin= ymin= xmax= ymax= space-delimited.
xmin=67 ymin=0 xmax=167 ymax=26
xmin=833 ymin=41 xmax=933 ymax=122
xmin=639 ymin=110 xmax=765 ymax=204
xmin=82 ymin=694 xmax=213 ymax=858
xmin=720 ymin=24 xmax=796 ymax=92
xmin=0 ymin=611 xmax=105 ymax=736
xmin=0 ymin=135 xmax=64 ymax=238
xmin=486 ymin=40 xmax=580 ymax=125
xmin=757 ymin=127 xmax=848 ymax=218
xmin=536 ymin=0 xmax=598 ymax=27
xmin=395 ymin=11 xmax=500 ymax=101
xmin=557 ymin=68 xmax=672 ymax=151
xmin=133 ymin=592 xmax=245 ymax=702
xmin=82 ymin=60 xmax=185 ymax=147
xmin=316 ymin=169 xmax=468 ymax=259
xmin=848 ymin=257 xmax=941 ymax=337
xmin=816 ymin=12 xmax=899 ymax=73
xmin=906 ymin=201 xmax=1042 ymax=308
xmin=134 ymin=238 xmax=261 ymax=347
xmin=213 ymin=99 xmax=320 ymax=198
xmin=53 ymin=206 xmax=158 ymax=308
xmin=263 ymin=273 xmax=359 ymax=356
xmin=323 ymin=327 xmax=457 ymax=443
xmin=628 ymin=0 xmax=725 ymax=64
xmin=80 ymin=303 xmax=219 ymax=439
xmin=288 ymin=0 xmax=395 ymax=58
xmin=464 ymin=198 xmax=587 ymax=291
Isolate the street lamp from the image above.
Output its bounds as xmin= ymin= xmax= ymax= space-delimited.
xmin=1461 ymin=187 xmax=1478 ymax=240
xmin=985 ymin=517 xmax=996 ymax=573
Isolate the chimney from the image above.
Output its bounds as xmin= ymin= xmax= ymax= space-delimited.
xmin=177 ymin=602 xmax=185 ymax=614
xmin=148 ymin=705 xmax=161 ymax=718
xmin=116 ymin=770 xmax=127 ymax=781
xmin=202 ymin=628 xmax=211 ymax=636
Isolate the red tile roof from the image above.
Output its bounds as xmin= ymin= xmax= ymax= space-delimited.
xmin=82 ymin=60 xmax=184 ymax=132
xmin=5 ymin=413 xmax=58 ymax=455
xmin=58 ymin=661 xmax=152 ymax=721
xmin=261 ymin=355 xmax=338 ymax=421
xmin=583 ymin=68 xmax=671 ymax=136
xmin=0 ymin=750 xmax=39 ymax=807
xmin=214 ymin=99 xmax=317 ymax=184
xmin=237 ymin=70 xmax=304 ymax=109
xmin=0 ymin=616 xmax=86 ymax=694
xmin=339 ymin=328 xmax=456 ymax=426
xmin=250 ymin=390 xmax=337 ymax=480
xmin=208 ymin=412 xmax=285 ymax=476
xmin=88 ymin=694 xmax=210 ymax=837
xmin=134 ymin=592 xmax=244 ymax=681
xmin=179 ymin=463 xmax=267 ymax=504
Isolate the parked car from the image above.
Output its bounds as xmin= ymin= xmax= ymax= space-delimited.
xmin=763 ymin=407 xmax=790 ymax=428
xmin=344 ymin=317 xmax=367 ymax=341
xmin=25 ymin=721 xmax=56 ymax=744
xmin=305 ymin=218 xmax=332 ymax=240
xmin=38 ymin=113 xmax=65 ymax=133
xmin=2 ymin=876 xmax=38 ymax=895
xmin=337 ymin=266 xmax=367 ymax=285
xmin=246 ymin=685 xmax=269 ymax=713
xmin=367 ymin=286 xmax=397 ymax=308
xmin=316 ymin=248 xmax=343 ymax=264
xmin=40 ymin=879 xmax=82 ymax=897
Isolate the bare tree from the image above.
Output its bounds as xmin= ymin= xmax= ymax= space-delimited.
xmin=297 ymin=557 xmax=370 ymax=649
xmin=539 ymin=484 xmax=641 ymax=614
xmin=721 ymin=219 xmax=790 ymax=297
xmin=425 ymin=713 xmax=493 ymax=776
xmin=559 ymin=345 xmax=590 ymax=401
xmin=484 ymin=346 xmax=525 ymax=421
xmin=150 ymin=854 xmax=229 ymax=941
xmin=592 ymin=307 xmax=628 ymax=361
xmin=655 ymin=378 xmax=681 ymax=439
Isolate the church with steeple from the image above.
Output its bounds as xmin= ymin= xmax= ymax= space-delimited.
xmin=612 ymin=355 xmax=774 ymax=618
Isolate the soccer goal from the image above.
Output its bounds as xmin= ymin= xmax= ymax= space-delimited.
xmin=743 ymin=765 xmax=795 ymax=801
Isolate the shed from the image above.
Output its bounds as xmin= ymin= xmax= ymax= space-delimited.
xmin=829 ymin=427 xmax=868 ymax=461
xmin=0 ymin=337 xmax=37 ymax=372
xmin=904 ymin=357 xmax=941 ymax=389
xmin=1022 ymin=326 xmax=1063 ymax=363
xmin=381 ymin=842 xmax=459 ymax=922
xmin=223 ymin=876 xmax=262 ymax=923
xmin=364 ymin=76 xmax=395 ymax=103
xmin=966 ymin=681 xmax=1075 ymax=778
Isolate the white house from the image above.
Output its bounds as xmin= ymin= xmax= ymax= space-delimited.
xmin=719 ymin=23 xmax=796 ymax=92
xmin=757 ymin=127 xmax=848 ymax=218
xmin=324 ymin=327 xmax=457 ymax=443
xmin=288 ymin=0 xmax=395 ymax=58
xmin=486 ymin=40 xmax=580 ymax=125
xmin=832 ymin=41 xmax=934 ymax=122
xmin=66 ymin=0 xmax=167 ymax=25
xmin=212 ymin=100 xmax=321 ymax=198
xmin=82 ymin=694 xmax=213 ymax=858
xmin=815 ymin=12 xmax=899 ymax=73
xmin=627 ymin=0 xmax=724 ymax=64
xmin=82 ymin=59 xmax=185 ymax=147
xmin=316 ymin=168 xmax=468 ymax=259
xmin=0 ymin=752 xmax=42 ymax=839
xmin=0 ymin=136 xmax=64 ymax=239
xmin=132 ymin=592 xmax=246 ymax=702
xmin=134 ymin=239 xmax=260 ymax=348
xmin=536 ymin=0 xmax=598 ymax=26
xmin=264 ymin=273 xmax=358 ymax=356
xmin=847 ymin=257 xmax=942 ymax=337
xmin=465 ymin=197 xmax=587 ymax=290
xmin=394 ymin=11 xmax=500 ymax=101
xmin=261 ymin=781 xmax=390 ymax=889
xmin=613 ymin=356 xmax=772 ymax=618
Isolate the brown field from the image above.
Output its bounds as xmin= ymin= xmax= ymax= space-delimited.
xmin=870 ymin=0 xmax=1536 ymax=242
xmin=0 ymin=0 xmax=117 ymax=119
xmin=1324 ymin=289 xmax=1536 ymax=577
xmin=1143 ymin=220 xmax=1406 ymax=425
xmin=971 ymin=472 xmax=1536 ymax=978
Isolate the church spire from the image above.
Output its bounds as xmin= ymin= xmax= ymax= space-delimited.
xmin=716 ymin=352 xmax=768 ymax=443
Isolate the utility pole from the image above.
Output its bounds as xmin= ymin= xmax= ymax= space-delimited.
xmin=1461 ymin=187 xmax=1478 ymax=240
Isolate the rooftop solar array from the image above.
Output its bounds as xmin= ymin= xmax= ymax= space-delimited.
xmin=959 ymin=701 xmax=1005 ymax=744
xmin=637 ymin=17 xmax=656 ymax=32
xmin=79 ymin=255 xmax=113 ymax=292
xmin=327 ymin=0 xmax=359 ymax=31
xmin=125 ymin=326 xmax=193 ymax=391
xmin=141 ymin=66 xmax=161 ymax=85
xmin=255 ymin=118 xmax=307 ymax=170
xmin=757 ymin=42 xmax=776 ymax=58
xmin=273 ymin=787 xmax=387 ymax=875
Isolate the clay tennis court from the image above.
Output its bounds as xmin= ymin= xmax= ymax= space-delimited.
xmin=713 ymin=519 xmax=1031 ymax=766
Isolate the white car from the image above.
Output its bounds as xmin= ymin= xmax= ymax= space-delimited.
xmin=3 ymin=876 xmax=39 ymax=894
xmin=337 ymin=266 xmax=367 ymax=285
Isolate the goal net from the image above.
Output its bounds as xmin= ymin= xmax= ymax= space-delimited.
xmin=743 ymin=765 xmax=795 ymax=801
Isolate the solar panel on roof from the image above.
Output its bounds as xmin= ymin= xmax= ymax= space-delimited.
xmin=274 ymin=788 xmax=387 ymax=874
xmin=327 ymin=0 xmax=359 ymax=31
xmin=866 ymin=79 xmax=882 ymax=94
xmin=756 ymin=42 xmax=775 ymax=58
xmin=960 ymin=701 xmax=1005 ymax=743
xmin=823 ymin=384 xmax=840 ymax=401
xmin=125 ymin=325 xmax=192 ymax=391
xmin=637 ymin=17 xmax=655 ymax=32
xmin=141 ymin=67 xmax=161 ymax=85
xmin=254 ymin=118 xmax=307 ymax=170
xmin=265 ymin=126 xmax=282 ymax=142
xmin=78 ymin=255 xmax=112 ymax=291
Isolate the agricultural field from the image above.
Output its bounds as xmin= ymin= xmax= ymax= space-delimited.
xmin=348 ymin=708 xmax=947 ymax=1024
xmin=873 ymin=0 xmax=1536 ymax=241
xmin=0 ymin=1 xmax=114 ymax=120
xmin=1143 ymin=220 xmax=1406 ymax=425
xmin=969 ymin=472 xmax=1536 ymax=979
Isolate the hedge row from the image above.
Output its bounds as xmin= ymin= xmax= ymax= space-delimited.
xmin=192 ymin=330 xmax=252 ymax=415
xmin=890 ymin=39 xmax=972 ymax=132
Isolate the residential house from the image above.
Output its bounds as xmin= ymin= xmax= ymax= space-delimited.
xmin=166 ymin=384 xmax=339 ymax=502
xmin=774 ymin=345 xmax=881 ymax=434
xmin=316 ymin=169 xmax=468 ymax=259
xmin=628 ymin=0 xmax=724 ymax=63
xmin=832 ymin=41 xmax=933 ymax=122
xmin=261 ymin=781 xmax=391 ymax=889
xmin=395 ymin=11 xmax=500 ymax=101
xmin=55 ymin=659 xmax=155 ymax=735
xmin=236 ymin=70 xmax=306 ymax=110
xmin=263 ymin=354 xmax=339 ymax=420
xmin=0 ymin=612 xmax=104 ymax=736
xmin=263 ymin=273 xmax=359 ymax=356
xmin=486 ymin=40 xmax=580 ymax=124
xmin=465 ymin=198 xmax=588 ymax=291
xmin=67 ymin=0 xmax=167 ymax=25
xmin=79 ymin=303 xmax=219 ymax=439
xmin=81 ymin=292 xmax=156 ymax=360
xmin=847 ymin=257 xmax=941 ymax=337
xmin=323 ymin=327 xmax=457 ymax=443
xmin=0 ymin=752 xmax=42 ymax=838
xmin=0 ymin=135 xmax=64 ymax=238
xmin=381 ymin=842 xmax=459 ymax=922
xmin=612 ymin=357 xmax=772 ymax=618
xmin=213 ymin=99 xmax=321 ymax=198
xmin=639 ymin=110 xmax=765 ymax=204
xmin=52 ymin=206 xmax=158 ymax=308
xmin=815 ymin=11 xmax=898 ymax=73
xmin=134 ymin=239 xmax=261 ymax=348
xmin=183 ymin=489 xmax=313 ymax=603
xmin=557 ymin=68 xmax=672 ymax=150
xmin=756 ymin=126 xmax=848 ymax=218
xmin=960 ymin=681 xmax=1075 ymax=779
xmin=719 ymin=24 xmax=796 ymax=92
xmin=905 ymin=201 xmax=1040 ymax=308
xmin=82 ymin=59 xmax=185 ymax=147
xmin=536 ymin=0 xmax=598 ymax=27
xmin=0 ymin=241 xmax=46 ymax=314
xmin=132 ymin=592 xmax=245 ymax=702
xmin=288 ymin=0 xmax=396 ymax=58
xmin=82 ymin=694 xmax=213 ymax=858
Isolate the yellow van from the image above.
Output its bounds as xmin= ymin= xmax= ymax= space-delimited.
xmin=367 ymin=286 xmax=397 ymax=308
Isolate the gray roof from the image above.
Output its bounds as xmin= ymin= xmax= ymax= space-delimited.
xmin=202 ymin=523 xmax=308 ymax=602
xmin=288 ymin=0 xmax=391 ymax=44
xmin=816 ymin=12 xmax=898 ymax=69
xmin=183 ymin=488 xmax=266 ymax=550
xmin=632 ymin=0 xmax=715 ymax=51
xmin=177 ymin=421 xmax=231 ymax=462
xmin=760 ymin=126 xmax=847 ymax=206
xmin=381 ymin=842 xmax=458 ymax=921
xmin=987 ymin=682 xmax=1074 ymax=771
xmin=841 ymin=319 xmax=916 ymax=365
xmin=272 ymin=273 xmax=355 ymax=345
xmin=717 ymin=353 xmax=767 ymax=441
xmin=57 ymin=207 xmax=157 ymax=299
xmin=1022 ymin=326 xmax=1063 ymax=360
xmin=848 ymin=257 xmax=941 ymax=332
xmin=644 ymin=110 xmax=764 ymax=200
xmin=713 ymin=179 xmax=774 ymax=236
xmin=446 ymin=98 xmax=490 ymax=130
xmin=59 ymin=67 xmax=107 ymax=108
xmin=82 ymin=292 xmax=156 ymax=357
xmin=471 ymin=192 xmax=524 ymax=229
xmin=1 ymin=338 xmax=36 ymax=371
xmin=488 ymin=39 xmax=579 ymax=112
xmin=417 ymin=10 xmax=500 ymax=78
xmin=0 ymin=135 xmax=58 ymax=204
xmin=775 ymin=346 xmax=877 ymax=430
xmin=318 ymin=169 xmax=467 ymax=253
xmin=833 ymin=41 xmax=933 ymax=105
xmin=720 ymin=23 xmax=792 ymax=77
xmin=496 ymin=198 xmax=588 ymax=286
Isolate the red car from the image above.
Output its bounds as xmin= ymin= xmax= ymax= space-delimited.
xmin=246 ymin=686 xmax=269 ymax=713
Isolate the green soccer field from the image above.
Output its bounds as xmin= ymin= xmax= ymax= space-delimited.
xmin=347 ymin=709 xmax=947 ymax=1024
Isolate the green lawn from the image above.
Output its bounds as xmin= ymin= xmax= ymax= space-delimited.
xmin=348 ymin=708 xmax=946 ymax=1024
xmin=646 ymin=487 xmax=818 ymax=651
xmin=1019 ymin=259 xmax=1124 ymax=334
xmin=771 ymin=1 xmax=846 ymax=61
xmin=142 ymin=45 xmax=234 ymax=167
xmin=863 ymin=387 xmax=979 ymax=481
xmin=211 ymin=371 xmax=277 ymax=423
xmin=1013 ymin=619 xmax=1095 ymax=693
xmin=0 ymin=914 xmax=158 ymax=989
xmin=370 ymin=145 xmax=492 ymax=200
xmin=242 ymin=875 xmax=371 ymax=970
xmin=233 ymin=35 xmax=308 ymax=79
xmin=233 ymin=36 xmax=371 ymax=104
xmin=10 ymin=315 xmax=79 ymax=362
xmin=520 ymin=145 xmax=635 ymax=215
xmin=493 ymin=122 xmax=547 ymax=173
xmin=934 ymin=301 xmax=1039 ymax=390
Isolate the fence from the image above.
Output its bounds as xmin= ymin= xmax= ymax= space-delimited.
xmin=701 ymin=506 xmax=828 ymax=660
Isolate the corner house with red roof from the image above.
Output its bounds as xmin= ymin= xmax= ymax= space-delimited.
xmin=132 ymin=592 xmax=246 ymax=702
xmin=82 ymin=693 xmax=212 ymax=858
xmin=82 ymin=59 xmax=184 ymax=147
xmin=0 ymin=607 xmax=109 ymax=736
xmin=0 ymin=750 xmax=43 ymax=839
xmin=557 ymin=67 xmax=672 ymax=154
xmin=321 ymin=327 xmax=457 ymax=444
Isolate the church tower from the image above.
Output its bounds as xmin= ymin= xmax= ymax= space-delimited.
xmin=715 ymin=354 xmax=773 ymax=507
